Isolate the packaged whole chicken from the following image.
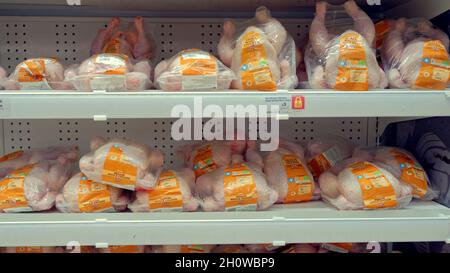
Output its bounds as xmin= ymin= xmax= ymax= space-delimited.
xmin=367 ymin=147 xmax=437 ymax=200
xmin=79 ymin=137 xmax=164 ymax=191
xmin=55 ymin=172 xmax=129 ymax=213
xmin=154 ymin=49 xmax=235 ymax=91
xmin=195 ymin=147 xmax=278 ymax=211
xmin=382 ymin=18 xmax=449 ymax=90
xmin=91 ymin=17 xmax=155 ymax=61
xmin=217 ymin=6 xmax=298 ymax=91
xmin=305 ymin=1 xmax=387 ymax=90
xmin=177 ymin=140 xmax=246 ymax=178
xmin=1 ymin=58 xmax=74 ymax=90
xmin=0 ymin=146 xmax=78 ymax=179
xmin=98 ymin=245 xmax=146 ymax=253
xmin=305 ymin=135 xmax=355 ymax=180
xmin=65 ymin=53 xmax=153 ymax=92
xmin=0 ymin=160 xmax=72 ymax=212
xmin=262 ymin=140 xmax=320 ymax=203
xmin=152 ymin=245 xmax=214 ymax=253
xmin=319 ymin=160 xmax=413 ymax=210
xmin=1 ymin=247 xmax=64 ymax=253
xmin=128 ymin=168 xmax=199 ymax=212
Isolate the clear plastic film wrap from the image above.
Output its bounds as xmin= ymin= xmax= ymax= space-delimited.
xmin=65 ymin=53 xmax=153 ymax=92
xmin=305 ymin=1 xmax=388 ymax=90
xmin=217 ymin=6 xmax=298 ymax=91
xmin=154 ymin=49 xmax=236 ymax=91
xmin=0 ymin=58 xmax=75 ymax=90
xmin=381 ymin=18 xmax=450 ymax=90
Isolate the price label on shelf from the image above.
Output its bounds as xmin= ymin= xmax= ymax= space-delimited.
xmin=263 ymin=95 xmax=290 ymax=116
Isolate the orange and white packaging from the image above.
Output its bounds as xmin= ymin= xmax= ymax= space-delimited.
xmin=1 ymin=246 xmax=65 ymax=253
xmin=263 ymin=140 xmax=320 ymax=203
xmin=381 ymin=18 xmax=449 ymax=90
xmin=65 ymin=53 xmax=153 ymax=91
xmin=154 ymin=49 xmax=235 ymax=91
xmin=79 ymin=137 xmax=164 ymax=191
xmin=55 ymin=172 xmax=129 ymax=213
xmin=152 ymin=245 xmax=214 ymax=253
xmin=2 ymin=58 xmax=74 ymax=90
xmin=98 ymin=245 xmax=146 ymax=253
xmin=128 ymin=169 xmax=200 ymax=212
xmin=318 ymin=160 xmax=413 ymax=210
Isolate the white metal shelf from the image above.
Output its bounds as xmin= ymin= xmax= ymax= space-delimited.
xmin=0 ymin=201 xmax=448 ymax=246
xmin=0 ymin=90 xmax=449 ymax=119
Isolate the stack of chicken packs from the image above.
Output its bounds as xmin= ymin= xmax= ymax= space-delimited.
xmin=217 ymin=6 xmax=298 ymax=91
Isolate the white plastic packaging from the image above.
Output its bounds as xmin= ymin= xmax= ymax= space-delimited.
xmin=381 ymin=18 xmax=450 ymax=90
xmin=217 ymin=6 xmax=298 ymax=91
xmin=305 ymin=1 xmax=387 ymax=90
xmin=154 ymin=49 xmax=236 ymax=91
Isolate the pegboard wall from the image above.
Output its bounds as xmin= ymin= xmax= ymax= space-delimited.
xmin=0 ymin=16 xmax=311 ymax=72
xmin=1 ymin=118 xmax=376 ymax=168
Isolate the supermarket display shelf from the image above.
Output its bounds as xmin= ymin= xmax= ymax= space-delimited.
xmin=0 ymin=201 xmax=448 ymax=247
xmin=1 ymin=90 xmax=450 ymax=119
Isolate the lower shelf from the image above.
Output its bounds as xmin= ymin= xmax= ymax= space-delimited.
xmin=0 ymin=201 xmax=449 ymax=246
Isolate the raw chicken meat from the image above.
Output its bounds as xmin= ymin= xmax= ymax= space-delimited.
xmin=177 ymin=140 xmax=246 ymax=178
xmin=195 ymin=150 xmax=278 ymax=211
xmin=263 ymin=140 xmax=320 ymax=203
xmin=305 ymin=135 xmax=355 ymax=179
xmin=381 ymin=18 xmax=449 ymax=89
xmin=128 ymin=168 xmax=200 ymax=212
xmin=91 ymin=17 xmax=155 ymax=61
xmin=55 ymin=172 xmax=129 ymax=213
xmin=305 ymin=1 xmax=387 ymax=90
xmin=212 ymin=245 xmax=250 ymax=253
xmin=0 ymin=160 xmax=72 ymax=212
xmin=79 ymin=137 xmax=164 ymax=191
xmin=319 ymin=160 xmax=413 ymax=210
xmin=217 ymin=6 xmax=298 ymax=91
xmin=1 ymin=247 xmax=64 ymax=253
xmin=369 ymin=147 xmax=437 ymax=200
xmin=152 ymin=245 xmax=214 ymax=253
xmin=320 ymin=243 xmax=372 ymax=253
xmin=4 ymin=58 xmax=74 ymax=90
xmin=245 ymin=244 xmax=284 ymax=253
xmin=0 ymin=146 xmax=78 ymax=179
xmin=154 ymin=49 xmax=235 ymax=91
xmin=98 ymin=245 xmax=146 ymax=253
xmin=66 ymin=53 xmax=152 ymax=91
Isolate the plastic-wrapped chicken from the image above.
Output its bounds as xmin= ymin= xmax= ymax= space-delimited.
xmin=128 ymin=169 xmax=200 ymax=212
xmin=98 ymin=245 xmax=146 ymax=253
xmin=91 ymin=17 xmax=155 ymax=61
xmin=217 ymin=6 xmax=298 ymax=91
xmin=66 ymin=53 xmax=152 ymax=91
xmin=0 ymin=160 xmax=72 ymax=212
xmin=319 ymin=160 xmax=413 ymax=210
xmin=305 ymin=135 xmax=355 ymax=180
xmin=79 ymin=137 xmax=164 ymax=191
xmin=0 ymin=146 xmax=78 ymax=179
xmin=152 ymin=245 xmax=214 ymax=253
xmin=195 ymin=147 xmax=278 ymax=211
xmin=305 ymin=1 xmax=387 ymax=90
xmin=262 ymin=140 xmax=320 ymax=203
xmin=381 ymin=18 xmax=449 ymax=90
xmin=1 ymin=247 xmax=65 ymax=253
xmin=154 ymin=49 xmax=235 ymax=91
xmin=177 ymin=140 xmax=246 ymax=178
xmin=1 ymin=58 xmax=74 ymax=90
xmin=55 ymin=172 xmax=129 ymax=213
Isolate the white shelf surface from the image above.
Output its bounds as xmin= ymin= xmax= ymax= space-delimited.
xmin=0 ymin=201 xmax=448 ymax=246
xmin=1 ymin=90 xmax=450 ymax=119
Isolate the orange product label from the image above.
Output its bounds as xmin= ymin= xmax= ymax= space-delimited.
xmin=78 ymin=175 xmax=113 ymax=212
xmin=282 ymin=154 xmax=314 ymax=203
xmin=101 ymin=145 xmax=138 ymax=190
xmin=0 ymin=164 xmax=35 ymax=212
xmin=375 ymin=20 xmax=392 ymax=49
xmin=223 ymin=163 xmax=258 ymax=211
xmin=240 ymin=30 xmax=277 ymax=91
xmin=322 ymin=243 xmax=353 ymax=253
xmin=389 ymin=149 xmax=428 ymax=198
xmin=80 ymin=246 xmax=96 ymax=253
xmin=148 ymin=170 xmax=183 ymax=211
xmin=349 ymin=162 xmax=398 ymax=209
xmin=192 ymin=144 xmax=217 ymax=177
xmin=15 ymin=247 xmax=44 ymax=253
xmin=103 ymin=38 xmax=122 ymax=55
xmin=0 ymin=150 xmax=24 ymax=163
xmin=93 ymin=54 xmax=128 ymax=75
xmin=414 ymin=40 xmax=450 ymax=90
xmin=308 ymin=154 xmax=332 ymax=180
xmin=108 ymin=245 xmax=140 ymax=253
xmin=180 ymin=49 xmax=218 ymax=76
xmin=335 ymin=32 xmax=369 ymax=91
xmin=17 ymin=59 xmax=47 ymax=82
xmin=180 ymin=245 xmax=207 ymax=253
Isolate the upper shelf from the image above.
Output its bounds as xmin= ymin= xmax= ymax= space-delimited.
xmin=0 ymin=90 xmax=449 ymax=119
